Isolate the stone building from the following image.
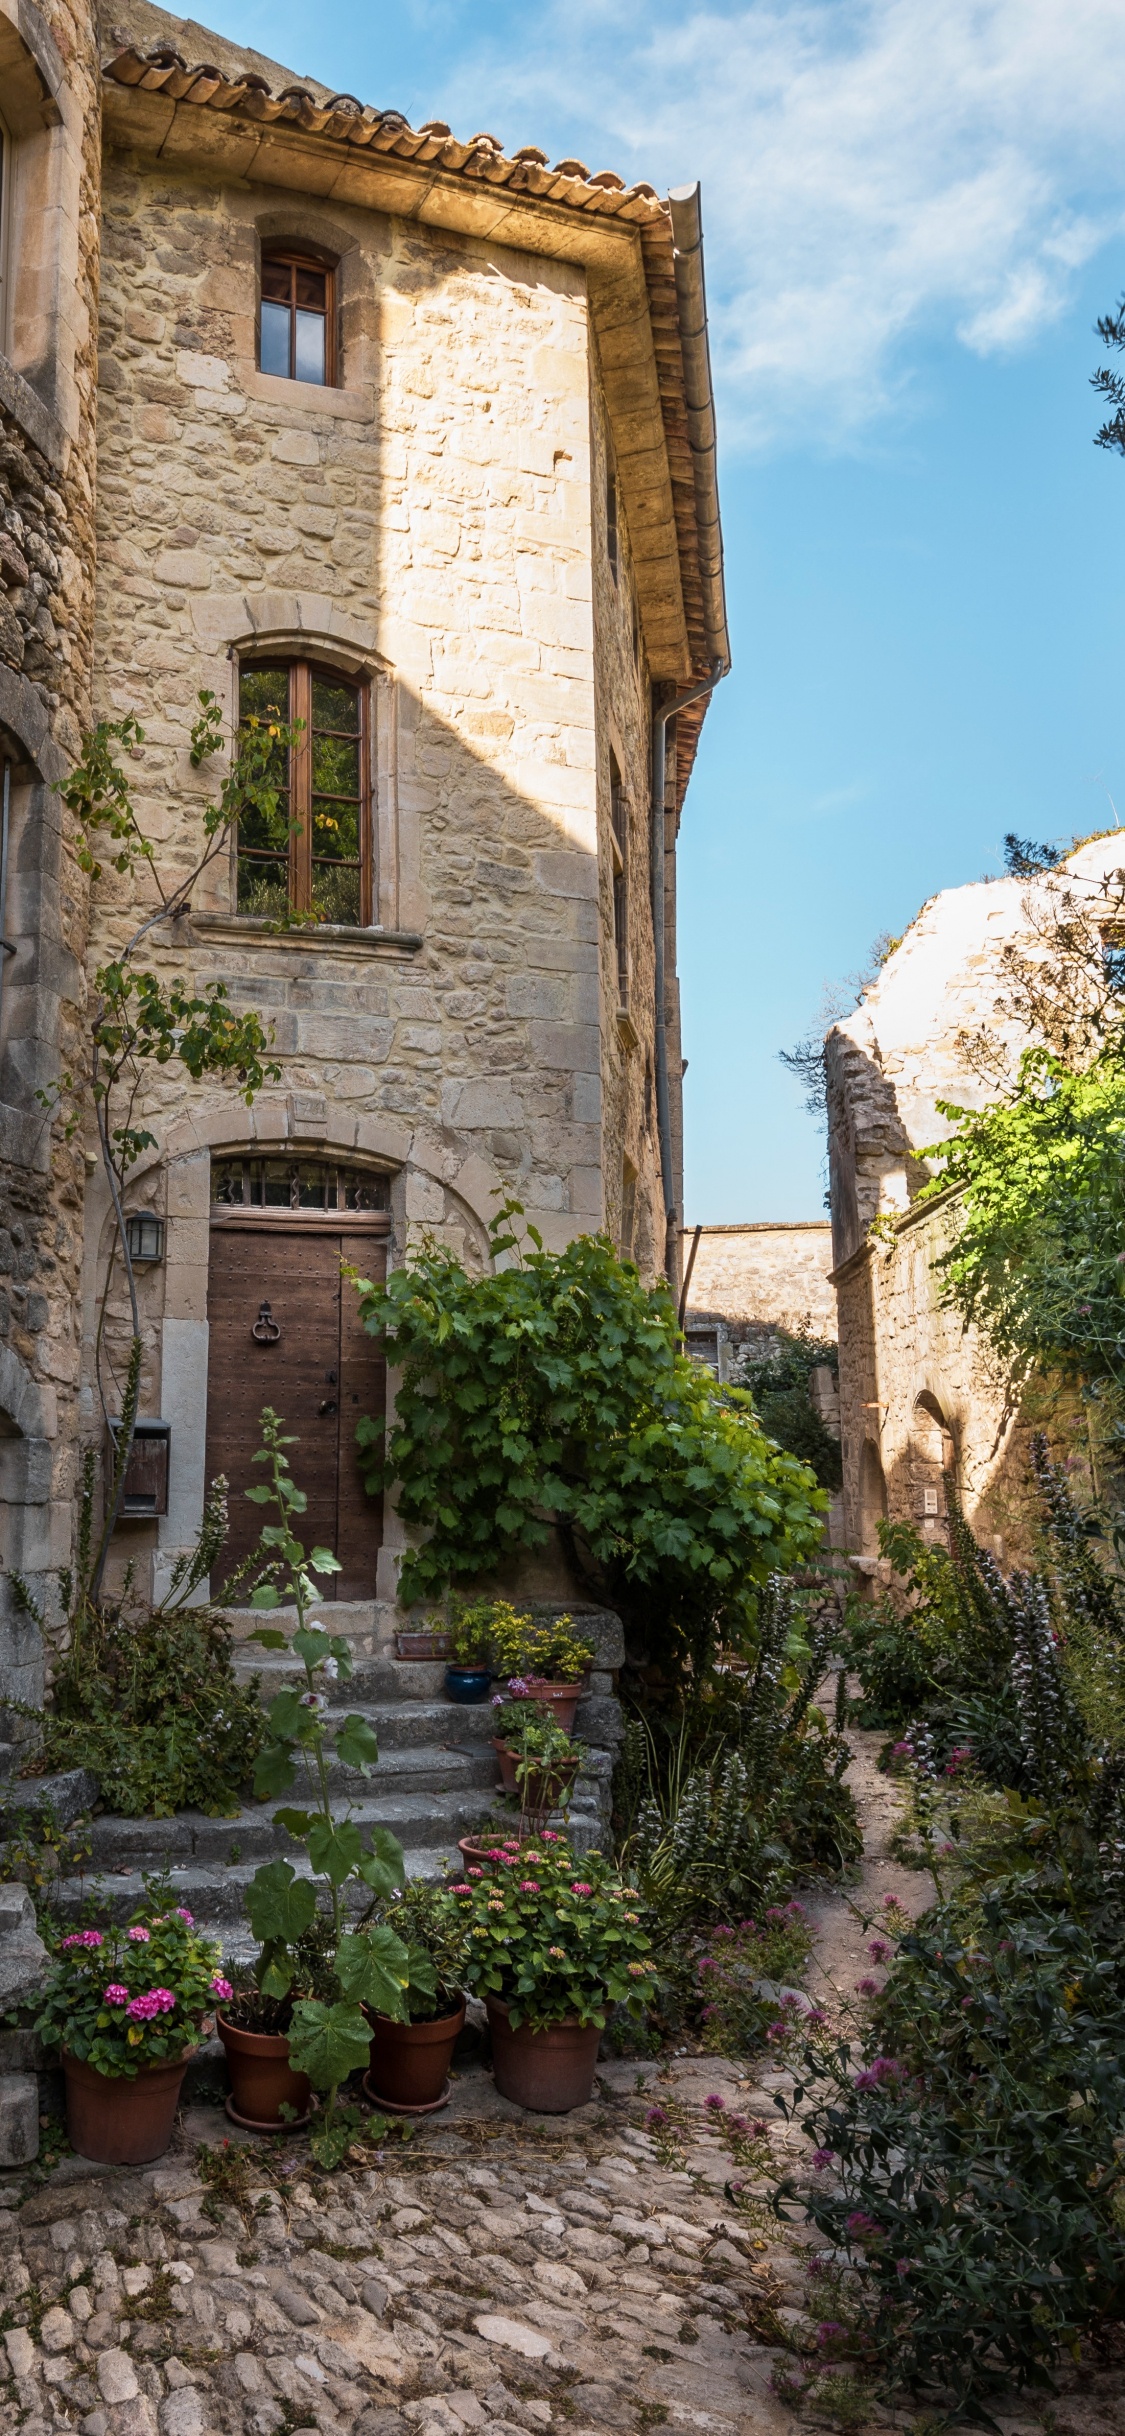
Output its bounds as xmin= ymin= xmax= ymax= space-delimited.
xmin=0 ymin=1 xmax=729 ymax=1666
xmin=826 ymin=835 xmax=1124 ymax=1568
xmin=681 ymin=1219 xmax=836 ymax=1376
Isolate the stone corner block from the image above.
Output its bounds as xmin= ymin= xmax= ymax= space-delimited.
xmin=0 ymin=2071 xmax=38 ymax=2165
xmin=0 ymin=1766 xmax=98 ymax=1829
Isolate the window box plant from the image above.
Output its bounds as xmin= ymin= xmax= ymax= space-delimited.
xmin=35 ymin=1907 xmax=229 ymax=2164
xmin=450 ymin=1837 xmax=655 ymax=2111
xmin=364 ymin=1880 xmax=470 ymax=2114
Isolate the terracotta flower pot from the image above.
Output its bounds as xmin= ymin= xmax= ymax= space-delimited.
xmin=396 ymin=1629 xmax=451 ymax=1661
xmin=457 ymin=1834 xmax=520 ymax=1870
xmin=485 ymin=1994 xmax=601 ymax=2113
xmin=523 ymin=1678 xmax=583 ymax=1732
xmin=216 ymin=2013 xmax=311 ymax=2131
xmin=365 ymin=1999 xmax=466 ymax=2114
xmin=491 ymin=1738 xmax=580 ymax=1811
xmin=63 ymin=2048 xmax=192 ymax=2165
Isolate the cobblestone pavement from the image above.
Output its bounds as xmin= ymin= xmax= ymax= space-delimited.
xmin=0 ymin=2050 xmax=1122 ymax=2436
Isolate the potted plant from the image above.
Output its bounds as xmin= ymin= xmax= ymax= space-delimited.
xmin=490 ymin=1696 xmax=582 ymax=1823
xmin=213 ymin=1911 xmax=337 ymax=2132
xmin=451 ymin=1837 xmax=655 ymax=2111
xmin=35 ymin=1906 xmax=229 ymax=2164
xmin=395 ymin=1623 xmax=452 ymax=1661
xmin=490 ymin=1612 xmax=596 ymax=1732
xmin=364 ymin=1880 xmax=469 ymax=2114
xmin=443 ymin=1598 xmax=497 ymax=1705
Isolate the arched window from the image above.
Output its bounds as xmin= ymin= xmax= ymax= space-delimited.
xmin=259 ymin=248 xmax=336 ymax=387
xmin=237 ymin=659 xmax=370 ymax=924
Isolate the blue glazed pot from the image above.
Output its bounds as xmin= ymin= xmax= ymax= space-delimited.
xmin=444 ymin=1664 xmax=493 ymax=1706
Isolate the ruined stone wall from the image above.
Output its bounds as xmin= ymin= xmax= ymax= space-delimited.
xmin=0 ymin=0 xmax=102 ymax=1694
xmin=826 ymin=838 xmax=1125 ymax=1569
xmin=684 ymin=1222 xmax=837 ymax=1340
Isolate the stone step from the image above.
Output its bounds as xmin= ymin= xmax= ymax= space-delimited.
xmin=77 ymin=1780 xmax=504 ymax=1872
xmin=52 ymin=1838 xmax=471 ymax=1944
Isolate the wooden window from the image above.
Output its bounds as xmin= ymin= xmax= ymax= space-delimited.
xmin=606 ymin=464 xmax=618 ymax=582
xmin=610 ymin=752 xmax=628 ymax=1007
xmin=260 ymin=249 xmax=335 ymax=386
xmin=237 ymin=660 xmax=371 ymax=925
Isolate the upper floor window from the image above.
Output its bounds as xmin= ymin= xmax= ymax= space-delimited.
xmin=260 ymin=248 xmax=335 ymax=386
xmin=237 ymin=659 xmax=370 ymax=925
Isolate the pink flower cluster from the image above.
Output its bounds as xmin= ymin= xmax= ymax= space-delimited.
xmin=210 ymin=1976 xmax=234 ymax=2003
xmin=128 ymin=1927 xmax=150 ymax=1944
xmin=854 ymin=2054 xmax=905 ymax=2092
xmin=60 ymin=1930 xmax=103 ymax=1951
xmin=126 ymin=1988 xmax=175 ymax=2022
xmin=569 ymin=1882 xmax=593 ymax=1897
xmin=518 ymin=1881 xmax=540 ymax=1894
xmin=103 ymin=1984 xmax=130 ymax=2006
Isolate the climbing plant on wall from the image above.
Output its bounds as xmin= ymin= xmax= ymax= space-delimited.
xmin=352 ymin=1203 xmax=827 ymax=1672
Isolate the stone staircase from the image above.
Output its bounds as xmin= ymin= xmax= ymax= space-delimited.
xmin=47 ymin=1601 xmax=624 ymax=1961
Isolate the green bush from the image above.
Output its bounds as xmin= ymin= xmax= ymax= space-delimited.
xmin=779 ymin=1898 xmax=1125 ymax=2408
xmin=21 ymin=1600 xmax=266 ymax=1819
xmin=737 ymin=1327 xmax=842 ymax=1493
xmin=352 ymin=1204 xmax=825 ymax=1671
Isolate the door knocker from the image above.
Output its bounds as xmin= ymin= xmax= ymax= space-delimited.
xmin=251 ymin=1300 xmax=281 ymax=1344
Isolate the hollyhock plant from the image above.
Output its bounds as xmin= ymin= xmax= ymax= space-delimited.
xmin=36 ymin=1909 xmax=225 ymax=2079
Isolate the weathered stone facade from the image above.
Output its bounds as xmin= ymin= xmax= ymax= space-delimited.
xmin=826 ymin=836 xmax=1125 ymax=1568
xmin=0 ymin=0 xmax=101 ymax=1701
xmin=683 ymin=1220 xmax=837 ymax=1365
xmin=0 ymin=0 xmax=728 ymax=1659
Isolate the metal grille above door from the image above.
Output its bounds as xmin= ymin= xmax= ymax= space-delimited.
xmin=205 ymin=1207 xmax=388 ymax=1600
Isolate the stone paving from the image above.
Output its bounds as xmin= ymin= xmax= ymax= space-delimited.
xmin=0 ymin=2047 xmax=1123 ymax=2436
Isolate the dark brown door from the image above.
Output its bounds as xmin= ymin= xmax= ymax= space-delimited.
xmin=205 ymin=1220 xmax=386 ymax=1599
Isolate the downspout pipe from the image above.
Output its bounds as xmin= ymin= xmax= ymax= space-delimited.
xmin=652 ymin=181 xmax=731 ymax=1285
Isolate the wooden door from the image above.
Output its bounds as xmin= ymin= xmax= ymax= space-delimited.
xmin=205 ymin=1220 xmax=386 ymax=1599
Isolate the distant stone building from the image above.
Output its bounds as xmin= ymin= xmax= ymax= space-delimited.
xmin=826 ymin=835 xmax=1123 ymax=1568
xmin=0 ymin=0 xmax=730 ymax=1689
xmin=681 ymin=1219 xmax=836 ymax=1377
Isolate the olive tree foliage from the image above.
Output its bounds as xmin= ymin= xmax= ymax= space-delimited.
xmin=44 ymin=694 xmax=297 ymax=1599
xmin=352 ymin=1204 xmax=827 ymax=1674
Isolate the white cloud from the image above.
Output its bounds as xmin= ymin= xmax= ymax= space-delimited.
xmin=427 ymin=0 xmax=1125 ymax=451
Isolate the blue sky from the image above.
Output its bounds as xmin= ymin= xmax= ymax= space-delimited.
xmin=205 ymin=0 xmax=1125 ymax=1218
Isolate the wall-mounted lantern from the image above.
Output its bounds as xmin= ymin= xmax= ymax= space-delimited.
xmin=125 ymin=1211 xmax=165 ymax=1266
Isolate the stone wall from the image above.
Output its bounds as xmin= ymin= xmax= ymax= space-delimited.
xmin=0 ymin=0 xmax=102 ymax=1703
xmin=683 ymin=1222 xmax=837 ymax=1339
xmin=826 ymin=836 xmax=1125 ymax=1566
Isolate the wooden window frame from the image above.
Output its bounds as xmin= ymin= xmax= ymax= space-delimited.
xmin=606 ymin=463 xmax=619 ymax=583
xmin=259 ymin=247 xmax=338 ymax=389
xmin=238 ymin=656 xmax=373 ymax=927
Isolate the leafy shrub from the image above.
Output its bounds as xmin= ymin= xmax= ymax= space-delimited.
xmin=735 ymin=1326 xmax=842 ymax=1492
xmin=694 ymin=1907 xmax=814 ymax=2052
xmin=19 ymin=1602 xmax=266 ymax=1820
xmin=844 ymin=1507 xmax=1013 ymax=1734
xmin=374 ymin=1880 xmax=470 ymax=2021
xmin=352 ymin=1204 xmax=825 ymax=1672
xmin=778 ymin=1898 xmax=1125 ymax=2407
xmin=622 ymin=1575 xmax=861 ymax=1924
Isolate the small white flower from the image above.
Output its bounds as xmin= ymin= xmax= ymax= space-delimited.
xmin=299 ymin=1690 xmax=327 ymax=1712
xmin=321 ymin=1657 xmax=339 ymax=1680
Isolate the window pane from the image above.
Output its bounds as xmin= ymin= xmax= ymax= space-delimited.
xmin=311 ymin=862 xmax=361 ymax=924
xmin=297 ymin=1163 xmax=329 ymax=1209
xmin=312 ymin=733 xmax=359 ymax=796
xmin=295 ymin=266 xmax=327 ymax=310
xmin=294 ymin=308 xmax=326 ymax=385
xmin=312 ymin=795 xmax=359 ymax=861
xmin=260 ymin=298 xmax=291 ymax=378
xmin=261 ymin=1162 xmax=295 ymax=1208
xmin=311 ymin=677 xmax=358 ymax=733
xmin=240 ymin=666 xmax=288 ymax=724
xmin=237 ymin=856 xmax=289 ymax=916
xmin=262 ymin=258 xmax=292 ymax=304
xmin=212 ymin=1161 xmax=246 ymax=1206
